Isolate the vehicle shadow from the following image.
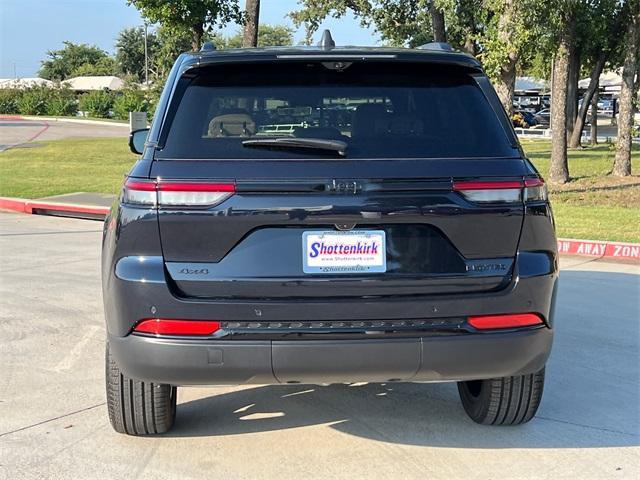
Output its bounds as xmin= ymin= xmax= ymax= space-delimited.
xmin=167 ymin=270 xmax=639 ymax=448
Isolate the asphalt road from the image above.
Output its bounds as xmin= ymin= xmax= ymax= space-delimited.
xmin=0 ymin=212 xmax=638 ymax=480
xmin=0 ymin=117 xmax=128 ymax=151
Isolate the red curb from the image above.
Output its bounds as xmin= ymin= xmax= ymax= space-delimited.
xmin=0 ymin=115 xmax=24 ymax=120
xmin=0 ymin=197 xmax=109 ymax=219
xmin=0 ymin=197 xmax=28 ymax=213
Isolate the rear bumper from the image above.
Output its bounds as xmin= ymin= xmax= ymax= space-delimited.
xmin=109 ymin=327 xmax=553 ymax=385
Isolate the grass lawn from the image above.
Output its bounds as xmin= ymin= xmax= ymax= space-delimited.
xmin=0 ymin=138 xmax=133 ymax=199
xmin=521 ymin=140 xmax=639 ymax=242
xmin=0 ymin=137 xmax=638 ymax=242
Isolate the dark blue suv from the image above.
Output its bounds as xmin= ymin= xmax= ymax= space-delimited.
xmin=102 ymin=39 xmax=557 ymax=435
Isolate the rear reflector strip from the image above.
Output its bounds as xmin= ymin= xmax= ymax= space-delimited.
xmin=123 ymin=179 xmax=236 ymax=207
xmin=133 ymin=319 xmax=222 ymax=336
xmin=468 ymin=313 xmax=543 ymax=330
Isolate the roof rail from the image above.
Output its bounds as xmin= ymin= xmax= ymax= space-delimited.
xmin=200 ymin=42 xmax=216 ymax=52
xmin=318 ymin=29 xmax=336 ymax=50
xmin=417 ymin=42 xmax=453 ymax=52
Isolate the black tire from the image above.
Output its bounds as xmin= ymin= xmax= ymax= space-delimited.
xmin=457 ymin=368 xmax=545 ymax=425
xmin=105 ymin=343 xmax=177 ymax=435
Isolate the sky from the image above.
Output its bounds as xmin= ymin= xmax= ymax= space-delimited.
xmin=0 ymin=0 xmax=380 ymax=78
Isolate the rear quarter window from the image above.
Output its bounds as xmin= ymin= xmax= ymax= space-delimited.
xmin=158 ymin=62 xmax=517 ymax=160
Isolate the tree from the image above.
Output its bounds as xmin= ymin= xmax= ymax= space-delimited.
xmin=152 ymin=26 xmax=192 ymax=80
xmin=243 ymin=0 xmax=261 ymax=47
xmin=614 ymin=0 xmax=640 ymax=176
xmin=71 ymin=57 xmax=119 ymax=77
xmin=549 ymin=8 xmax=576 ymax=184
xmin=567 ymin=0 xmax=623 ymax=148
xmin=116 ymin=27 xmax=159 ymax=82
xmin=291 ymin=1 xmax=541 ymax=113
xmin=129 ymin=0 xmax=243 ymax=50
xmin=430 ymin=2 xmax=446 ymax=42
xmin=39 ymin=42 xmax=115 ymax=80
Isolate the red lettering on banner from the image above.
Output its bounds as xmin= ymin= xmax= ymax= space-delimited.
xmin=557 ymin=239 xmax=640 ymax=261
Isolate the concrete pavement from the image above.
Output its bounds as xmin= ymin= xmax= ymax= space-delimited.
xmin=0 ymin=212 xmax=638 ymax=479
xmin=0 ymin=117 xmax=127 ymax=151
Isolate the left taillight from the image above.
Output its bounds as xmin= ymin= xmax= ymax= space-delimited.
xmin=122 ymin=179 xmax=236 ymax=207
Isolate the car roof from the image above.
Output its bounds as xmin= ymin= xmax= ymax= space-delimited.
xmin=178 ymin=45 xmax=483 ymax=73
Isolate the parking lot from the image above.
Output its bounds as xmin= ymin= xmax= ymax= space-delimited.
xmin=0 ymin=117 xmax=128 ymax=151
xmin=0 ymin=211 xmax=638 ymax=479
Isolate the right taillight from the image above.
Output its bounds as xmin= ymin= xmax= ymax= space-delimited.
xmin=523 ymin=178 xmax=547 ymax=202
xmin=452 ymin=177 xmax=547 ymax=203
xmin=122 ymin=179 xmax=236 ymax=207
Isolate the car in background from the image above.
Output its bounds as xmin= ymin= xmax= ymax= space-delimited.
xmin=536 ymin=108 xmax=551 ymax=124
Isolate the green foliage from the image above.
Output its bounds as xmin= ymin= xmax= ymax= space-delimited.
xmin=39 ymin=41 xmax=115 ymax=81
xmin=79 ymin=90 xmax=114 ymax=118
xmin=128 ymin=0 xmax=243 ymax=49
xmin=47 ymin=88 xmax=78 ymax=116
xmin=209 ymin=24 xmax=294 ymax=49
xmin=113 ymin=89 xmax=149 ymax=120
xmin=17 ymin=87 xmax=50 ymax=115
xmin=0 ymin=87 xmax=78 ymax=116
xmin=151 ymin=25 xmax=193 ymax=80
xmin=0 ymin=89 xmax=22 ymax=114
xmin=116 ymin=26 xmax=160 ymax=82
xmin=71 ymin=57 xmax=119 ymax=77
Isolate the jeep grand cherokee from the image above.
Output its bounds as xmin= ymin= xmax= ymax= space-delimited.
xmin=102 ymin=36 xmax=557 ymax=435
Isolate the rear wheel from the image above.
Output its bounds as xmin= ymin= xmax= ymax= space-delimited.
xmin=105 ymin=343 xmax=177 ymax=435
xmin=457 ymin=368 xmax=545 ymax=425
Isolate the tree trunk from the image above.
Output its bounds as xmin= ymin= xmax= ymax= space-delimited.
xmin=243 ymin=0 xmax=260 ymax=47
xmin=569 ymin=54 xmax=606 ymax=148
xmin=430 ymin=3 xmax=446 ymax=42
xmin=614 ymin=5 xmax=640 ymax=177
xmin=566 ymin=46 xmax=580 ymax=137
xmin=191 ymin=23 xmax=204 ymax=51
xmin=495 ymin=61 xmax=517 ymax=116
xmin=590 ymin=80 xmax=599 ymax=145
xmin=462 ymin=36 xmax=476 ymax=56
xmin=549 ymin=20 xmax=574 ymax=184
xmin=494 ymin=0 xmax=517 ymax=115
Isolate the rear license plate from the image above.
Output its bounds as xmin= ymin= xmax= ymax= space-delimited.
xmin=302 ymin=230 xmax=386 ymax=274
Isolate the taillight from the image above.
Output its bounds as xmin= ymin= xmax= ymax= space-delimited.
xmin=524 ymin=178 xmax=548 ymax=202
xmin=133 ymin=318 xmax=221 ymax=336
xmin=158 ymin=182 xmax=235 ymax=207
xmin=468 ymin=313 xmax=543 ymax=330
xmin=452 ymin=178 xmax=546 ymax=203
xmin=122 ymin=179 xmax=235 ymax=207
xmin=123 ymin=179 xmax=156 ymax=206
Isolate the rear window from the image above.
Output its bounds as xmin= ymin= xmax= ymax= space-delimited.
xmin=158 ymin=62 xmax=516 ymax=159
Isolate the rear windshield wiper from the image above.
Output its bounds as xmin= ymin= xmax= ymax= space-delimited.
xmin=242 ymin=137 xmax=347 ymax=157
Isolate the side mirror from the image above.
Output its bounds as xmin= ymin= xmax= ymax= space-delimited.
xmin=129 ymin=128 xmax=150 ymax=154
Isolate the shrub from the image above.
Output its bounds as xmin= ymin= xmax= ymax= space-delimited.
xmin=113 ymin=89 xmax=148 ymax=120
xmin=17 ymin=86 xmax=49 ymax=115
xmin=79 ymin=90 xmax=114 ymax=118
xmin=0 ymin=89 xmax=22 ymax=114
xmin=46 ymin=88 xmax=78 ymax=116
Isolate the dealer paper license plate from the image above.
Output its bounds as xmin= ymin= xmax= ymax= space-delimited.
xmin=302 ymin=230 xmax=386 ymax=274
